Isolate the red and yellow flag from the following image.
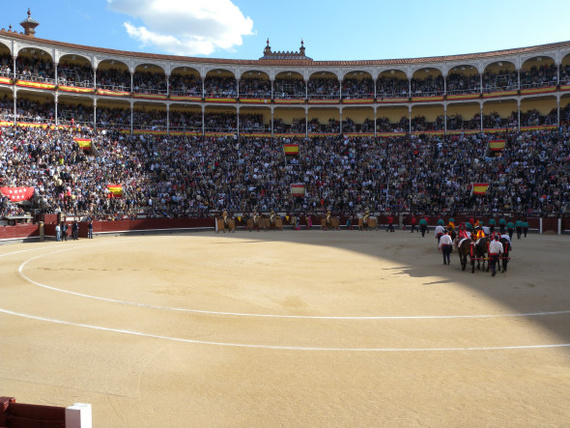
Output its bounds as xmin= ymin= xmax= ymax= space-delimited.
xmin=291 ymin=184 xmax=305 ymax=196
xmin=107 ymin=184 xmax=123 ymax=198
xmin=471 ymin=183 xmax=489 ymax=195
xmin=73 ymin=137 xmax=92 ymax=149
xmin=283 ymin=144 xmax=299 ymax=156
xmin=489 ymin=140 xmax=506 ymax=151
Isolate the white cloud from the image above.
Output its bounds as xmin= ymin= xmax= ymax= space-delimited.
xmin=107 ymin=0 xmax=254 ymax=56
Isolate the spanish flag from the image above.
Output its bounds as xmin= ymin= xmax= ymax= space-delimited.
xmin=73 ymin=138 xmax=92 ymax=150
xmin=283 ymin=144 xmax=299 ymax=156
xmin=291 ymin=184 xmax=305 ymax=197
xmin=107 ymin=184 xmax=123 ymax=198
xmin=471 ymin=183 xmax=489 ymax=195
xmin=489 ymin=140 xmax=506 ymax=151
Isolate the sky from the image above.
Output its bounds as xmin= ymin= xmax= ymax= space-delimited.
xmin=2 ymin=0 xmax=570 ymax=62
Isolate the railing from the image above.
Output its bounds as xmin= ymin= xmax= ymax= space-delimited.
xmin=58 ymin=78 xmax=94 ymax=88
xmin=15 ymin=73 xmax=56 ymax=85
xmin=170 ymin=88 xmax=203 ymax=97
xmin=519 ymin=80 xmax=557 ymax=90
xmin=97 ymin=83 xmax=131 ymax=92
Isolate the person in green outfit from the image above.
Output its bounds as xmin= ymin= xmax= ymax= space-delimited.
xmin=522 ymin=219 xmax=529 ymax=238
xmin=499 ymin=217 xmax=507 ymax=234
xmin=515 ymin=218 xmax=523 ymax=239
xmin=507 ymin=219 xmax=515 ymax=240
xmin=488 ymin=218 xmax=497 ymax=234
xmin=419 ymin=216 xmax=428 ymax=237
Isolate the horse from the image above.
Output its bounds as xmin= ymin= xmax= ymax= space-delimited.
xmin=474 ymin=236 xmax=491 ymax=271
xmin=456 ymin=238 xmax=475 ymax=272
xmin=245 ymin=217 xmax=260 ymax=232
xmin=321 ymin=216 xmax=340 ymax=231
xmin=358 ymin=216 xmax=378 ymax=231
xmin=257 ymin=217 xmax=271 ymax=231
xmin=216 ymin=218 xmax=236 ymax=233
xmin=499 ymin=237 xmax=512 ymax=273
xmin=273 ymin=217 xmax=283 ymax=231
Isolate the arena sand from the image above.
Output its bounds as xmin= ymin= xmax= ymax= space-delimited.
xmin=1 ymin=229 xmax=569 ymax=427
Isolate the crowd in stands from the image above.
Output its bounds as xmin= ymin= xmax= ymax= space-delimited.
xmin=239 ymin=76 xmax=272 ymax=99
xmin=1 ymin=54 xmax=568 ymax=103
xmin=2 ymin=95 xmax=570 ymax=134
xmin=1 ymin=122 xmax=568 ymax=221
xmin=169 ymin=73 xmax=202 ymax=96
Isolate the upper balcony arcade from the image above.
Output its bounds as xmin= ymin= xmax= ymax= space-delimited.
xmin=1 ymin=30 xmax=570 ymax=136
xmin=1 ymin=31 xmax=569 ymax=104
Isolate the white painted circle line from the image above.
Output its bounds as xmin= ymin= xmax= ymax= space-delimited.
xmin=1 ymin=308 xmax=569 ymax=352
xmin=15 ymin=242 xmax=570 ymax=320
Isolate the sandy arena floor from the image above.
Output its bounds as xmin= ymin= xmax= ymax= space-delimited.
xmin=1 ymin=229 xmax=569 ymax=427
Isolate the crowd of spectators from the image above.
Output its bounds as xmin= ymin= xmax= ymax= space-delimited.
xmin=239 ymin=76 xmax=272 ymax=99
xmin=2 ymin=95 xmax=570 ymax=134
xmin=1 ymin=122 xmax=568 ymax=222
xmin=0 ymin=53 xmax=568 ymax=100
xmin=342 ymin=76 xmax=374 ymax=99
xmin=169 ymin=72 xmax=202 ymax=96
xmin=307 ymin=77 xmax=340 ymax=99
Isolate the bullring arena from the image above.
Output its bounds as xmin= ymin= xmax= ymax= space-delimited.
xmin=1 ymin=9 xmax=570 ymax=427
xmin=1 ymin=228 xmax=570 ymax=427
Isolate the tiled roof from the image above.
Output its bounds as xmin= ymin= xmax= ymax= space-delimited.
xmin=1 ymin=31 xmax=569 ymax=67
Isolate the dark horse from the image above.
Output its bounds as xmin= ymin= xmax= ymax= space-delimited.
xmin=499 ymin=237 xmax=512 ymax=273
xmin=457 ymin=238 xmax=475 ymax=272
xmin=474 ymin=236 xmax=491 ymax=271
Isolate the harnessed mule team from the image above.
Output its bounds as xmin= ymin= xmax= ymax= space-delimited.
xmin=445 ymin=225 xmax=512 ymax=274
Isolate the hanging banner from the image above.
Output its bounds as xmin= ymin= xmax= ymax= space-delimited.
xmin=0 ymin=186 xmax=35 ymax=202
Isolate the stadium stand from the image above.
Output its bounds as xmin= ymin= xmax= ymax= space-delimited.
xmin=0 ymin=11 xmax=569 ymax=232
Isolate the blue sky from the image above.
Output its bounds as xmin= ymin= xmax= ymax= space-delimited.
xmin=3 ymin=0 xmax=570 ymax=61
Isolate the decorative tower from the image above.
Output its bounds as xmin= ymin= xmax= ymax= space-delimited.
xmin=19 ymin=9 xmax=39 ymax=37
xmin=263 ymin=39 xmax=272 ymax=57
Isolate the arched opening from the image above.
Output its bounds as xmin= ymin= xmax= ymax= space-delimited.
xmin=58 ymin=54 xmax=93 ymax=88
xmin=170 ymin=66 xmax=202 ymax=98
xmin=308 ymin=71 xmax=340 ymax=101
xmin=520 ymin=56 xmax=557 ymax=90
xmin=342 ymin=71 xmax=374 ymax=100
xmin=133 ymin=64 xmax=167 ymax=96
xmin=446 ymin=65 xmax=480 ymax=97
xmin=239 ymin=70 xmax=271 ymax=100
xmin=204 ymin=69 xmax=237 ymax=100
xmin=15 ymin=48 xmax=54 ymax=85
xmin=274 ymin=71 xmax=305 ymax=101
xmin=482 ymin=61 xmax=517 ymax=94
xmin=377 ymin=70 xmax=408 ymax=100
xmin=96 ymin=60 xmax=130 ymax=93
xmin=411 ymin=68 xmax=444 ymax=98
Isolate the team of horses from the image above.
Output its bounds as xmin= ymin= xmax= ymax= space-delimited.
xmin=244 ymin=216 xmax=283 ymax=232
xmin=455 ymin=234 xmax=511 ymax=273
